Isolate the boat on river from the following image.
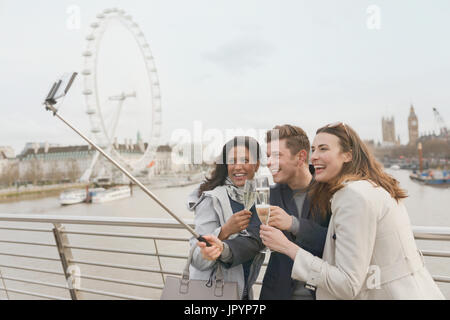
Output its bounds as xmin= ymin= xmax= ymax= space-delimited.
xmin=409 ymin=170 xmax=449 ymax=185
xmin=91 ymin=185 xmax=131 ymax=203
xmin=59 ymin=187 xmax=105 ymax=205
xmin=59 ymin=189 xmax=86 ymax=205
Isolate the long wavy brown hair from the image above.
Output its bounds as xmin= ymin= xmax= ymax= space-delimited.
xmin=309 ymin=122 xmax=408 ymax=219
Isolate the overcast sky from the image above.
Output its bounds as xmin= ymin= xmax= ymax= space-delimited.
xmin=1 ymin=0 xmax=449 ymax=156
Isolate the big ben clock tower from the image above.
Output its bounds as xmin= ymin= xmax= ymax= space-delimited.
xmin=408 ymin=104 xmax=419 ymax=145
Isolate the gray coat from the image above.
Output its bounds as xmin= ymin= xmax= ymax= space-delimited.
xmin=187 ymin=185 xmax=265 ymax=300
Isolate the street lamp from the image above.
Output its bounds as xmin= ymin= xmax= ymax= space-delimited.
xmin=417 ymin=142 xmax=423 ymax=173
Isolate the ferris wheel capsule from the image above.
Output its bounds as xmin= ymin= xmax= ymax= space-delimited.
xmin=91 ymin=127 xmax=101 ymax=134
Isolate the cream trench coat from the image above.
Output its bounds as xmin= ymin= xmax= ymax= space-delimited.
xmin=291 ymin=180 xmax=444 ymax=300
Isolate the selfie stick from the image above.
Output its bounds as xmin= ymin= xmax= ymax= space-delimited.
xmin=43 ymin=73 xmax=211 ymax=246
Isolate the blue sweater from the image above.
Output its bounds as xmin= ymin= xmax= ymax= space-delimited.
xmin=228 ymin=196 xmax=258 ymax=299
xmin=223 ymin=182 xmax=330 ymax=300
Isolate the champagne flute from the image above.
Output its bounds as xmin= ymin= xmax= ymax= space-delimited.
xmin=243 ymin=179 xmax=257 ymax=211
xmin=255 ymin=176 xmax=271 ymax=253
xmin=241 ymin=179 xmax=257 ymax=236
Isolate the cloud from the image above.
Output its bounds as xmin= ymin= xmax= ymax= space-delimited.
xmin=203 ymin=36 xmax=275 ymax=74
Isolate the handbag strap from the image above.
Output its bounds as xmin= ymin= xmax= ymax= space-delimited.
xmin=183 ymin=245 xmax=225 ymax=282
xmin=215 ymin=263 xmax=224 ymax=281
xmin=179 ymin=246 xmax=195 ymax=294
xmin=182 ymin=246 xmax=195 ymax=281
xmin=214 ymin=263 xmax=225 ymax=297
xmin=181 ymin=245 xmax=228 ymax=297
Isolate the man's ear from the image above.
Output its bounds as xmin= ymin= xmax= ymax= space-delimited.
xmin=298 ymin=150 xmax=308 ymax=165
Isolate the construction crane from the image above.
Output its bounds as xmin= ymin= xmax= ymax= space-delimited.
xmin=432 ymin=107 xmax=448 ymax=138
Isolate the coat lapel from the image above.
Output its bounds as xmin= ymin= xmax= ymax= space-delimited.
xmin=280 ymin=185 xmax=299 ymax=218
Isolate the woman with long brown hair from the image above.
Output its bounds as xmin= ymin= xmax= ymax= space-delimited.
xmin=260 ymin=122 xmax=444 ymax=299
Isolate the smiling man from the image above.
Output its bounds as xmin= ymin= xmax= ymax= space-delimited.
xmin=259 ymin=124 xmax=330 ymax=299
xmin=198 ymin=124 xmax=331 ymax=300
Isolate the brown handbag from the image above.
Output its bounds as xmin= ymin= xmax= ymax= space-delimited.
xmin=160 ymin=247 xmax=240 ymax=300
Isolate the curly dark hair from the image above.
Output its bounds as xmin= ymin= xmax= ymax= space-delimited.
xmin=198 ymin=136 xmax=261 ymax=196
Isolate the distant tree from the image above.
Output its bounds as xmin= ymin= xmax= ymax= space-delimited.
xmin=23 ymin=158 xmax=43 ymax=185
xmin=422 ymin=140 xmax=450 ymax=158
xmin=373 ymin=139 xmax=449 ymax=165
xmin=0 ymin=161 xmax=19 ymax=187
xmin=48 ymin=162 xmax=64 ymax=183
xmin=66 ymin=159 xmax=80 ymax=182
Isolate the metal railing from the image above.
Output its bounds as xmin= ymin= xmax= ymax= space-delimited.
xmin=0 ymin=213 xmax=449 ymax=300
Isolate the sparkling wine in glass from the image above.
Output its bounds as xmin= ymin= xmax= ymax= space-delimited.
xmin=255 ymin=176 xmax=271 ymax=253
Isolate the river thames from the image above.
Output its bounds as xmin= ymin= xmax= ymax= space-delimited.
xmin=0 ymin=168 xmax=449 ymax=299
